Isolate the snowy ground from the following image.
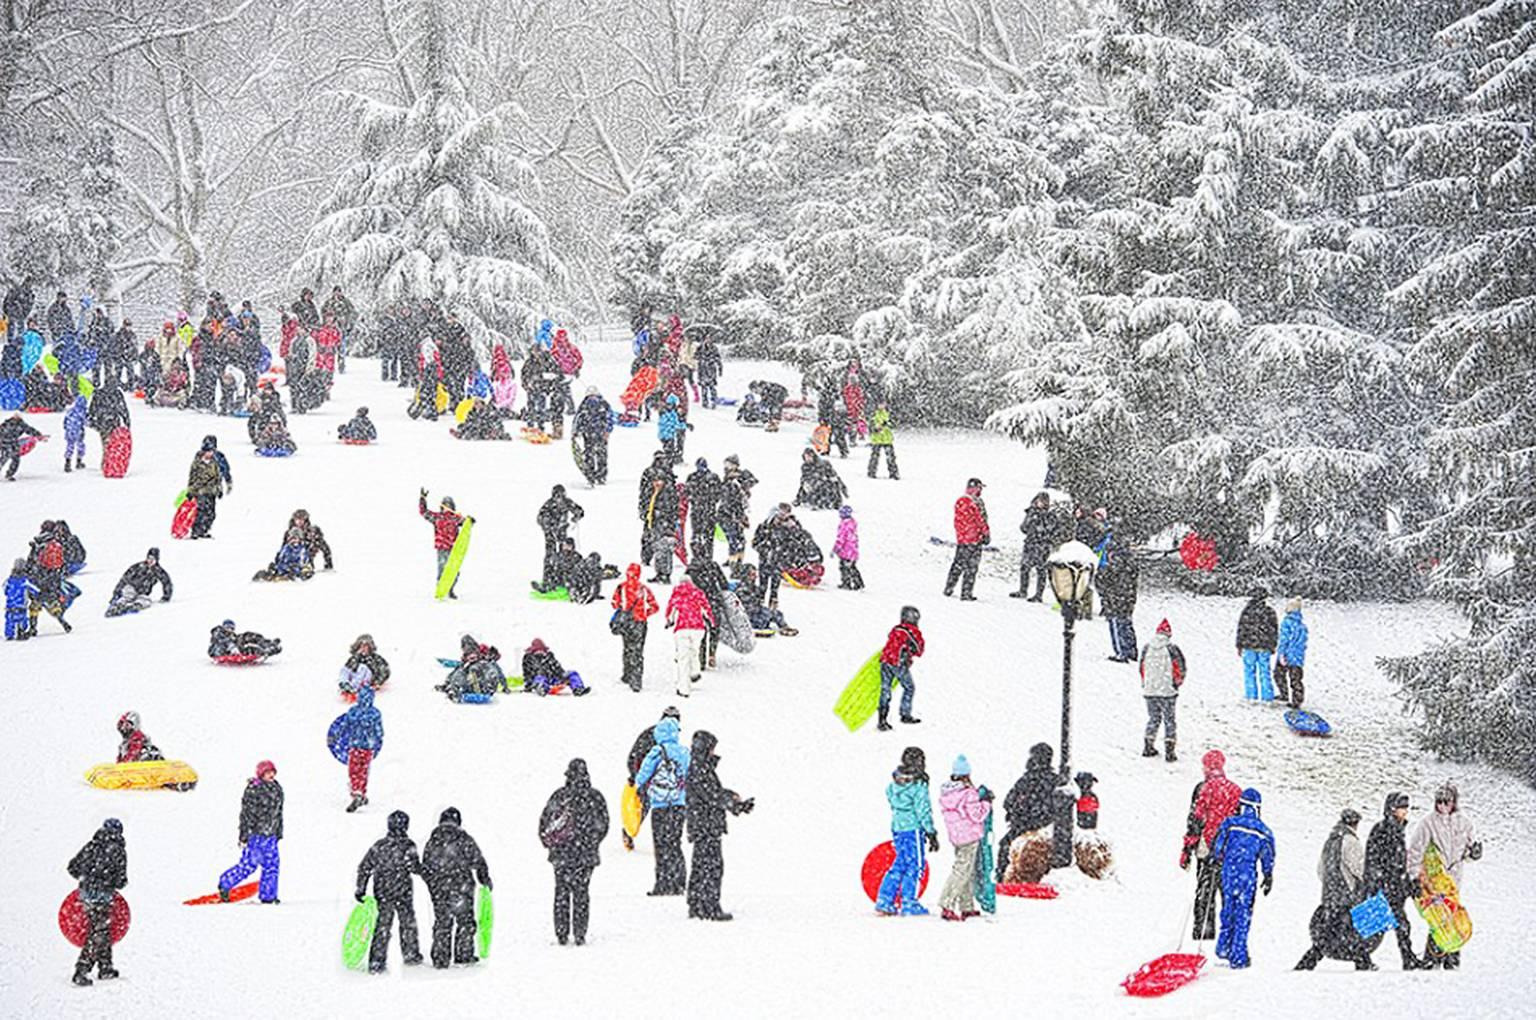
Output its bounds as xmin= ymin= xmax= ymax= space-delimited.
xmin=3 ymin=339 xmax=1534 ymax=1019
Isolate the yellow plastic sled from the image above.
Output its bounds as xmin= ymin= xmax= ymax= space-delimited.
xmin=85 ymin=760 xmax=199 ymax=792
xmin=621 ymin=783 xmax=644 ymax=839
xmin=454 ymin=398 xmax=475 ymax=424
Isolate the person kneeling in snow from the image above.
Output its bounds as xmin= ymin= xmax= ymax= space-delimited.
xmin=338 ymin=406 xmax=377 ymax=442
xmin=208 ymin=619 xmax=282 ymax=659
xmin=114 ymin=711 xmax=163 ymax=762
xmin=522 ymin=638 xmax=588 ymax=696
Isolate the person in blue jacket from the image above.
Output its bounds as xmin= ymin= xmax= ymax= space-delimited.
xmin=5 ymin=558 xmax=39 ymax=640
xmin=876 ymin=746 xmax=940 ymax=916
xmin=63 ymin=393 xmax=87 ymax=472
xmin=634 ymin=715 xmax=691 ymax=896
xmin=1211 ymin=787 xmax=1276 ymax=969
xmin=344 ymin=684 xmax=384 ymax=813
xmin=1275 ymin=597 xmax=1309 ymax=708
xmin=657 ymin=393 xmax=689 ymax=465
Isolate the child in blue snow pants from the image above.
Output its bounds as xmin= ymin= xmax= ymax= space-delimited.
xmin=219 ymin=835 xmax=280 ymax=902
xmin=875 ymin=830 xmax=927 ymax=915
xmin=1241 ymin=649 xmax=1274 ymax=701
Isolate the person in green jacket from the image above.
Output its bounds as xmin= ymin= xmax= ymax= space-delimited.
xmin=875 ymin=746 xmax=938 ymax=916
xmin=867 ymin=404 xmax=898 ymax=480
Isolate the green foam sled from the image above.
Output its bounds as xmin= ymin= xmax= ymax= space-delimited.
xmin=342 ymin=895 xmax=379 ymax=971
xmin=833 ymin=650 xmax=885 ymax=732
xmin=476 ymin=885 xmax=494 ymax=958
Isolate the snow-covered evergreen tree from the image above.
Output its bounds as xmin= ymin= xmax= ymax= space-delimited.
xmin=6 ymin=128 xmax=122 ymax=305
xmin=1379 ymin=0 xmax=1536 ymax=781
xmin=291 ymin=0 xmax=562 ymax=346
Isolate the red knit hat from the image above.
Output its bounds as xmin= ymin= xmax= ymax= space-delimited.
xmin=255 ymin=760 xmax=277 ymax=779
xmin=1157 ymin=619 xmax=1172 ymax=635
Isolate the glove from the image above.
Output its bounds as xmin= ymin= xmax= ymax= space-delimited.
xmin=739 ymin=797 xmax=755 ymax=814
xmin=354 ymin=891 xmax=365 ymax=903
xmin=1261 ymin=873 xmax=1273 ymax=896
xmin=420 ymin=487 xmax=428 ymax=499
xmin=483 ymin=879 xmax=493 ymax=892
xmin=1467 ymin=841 xmax=1483 ymax=861
xmin=926 ymin=832 xmax=940 ymax=853
xmin=978 ymin=785 xmax=994 ymax=802
xmin=1179 ymin=848 xmax=1192 ymax=871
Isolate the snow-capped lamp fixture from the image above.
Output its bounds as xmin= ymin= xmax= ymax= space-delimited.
xmin=1047 ymin=541 xmax=1098 ymax=785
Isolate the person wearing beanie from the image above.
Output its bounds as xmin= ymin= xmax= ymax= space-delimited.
xmin=685 ymin=731 xmax=753 ymax=921
xmin=877 ymin=606 xmax=925 ymax=730
xmin=540 ymin=759 xmax=610 ymax=943
xmin=218 ymin=761 xmax=284 ymax=904
xmin=337 ymin=406 xmax=377 ymax=443
xmin=1364 ymin=793 xmax=1429 ymax=969
xmin=996 ymin=742 xmax=1067 ymax=883
xmin=1296 ymin=808 xmax=1375 ymax=970
xmin=944 ymin=478 xmax=989 ymax=600
xmin=355 ymin=810 xmax=425 ymax=973
xmin=938 ymin=755 xmax=992 ymax=921
xmin=1180 ymin=749 xmax=1242 ymax=939
xmin=536 ymin=484 xmax=585 ymax=591
xmin=109 ymin=548 xmax=173 ymax=613
xmin=67 ymin=818 xmax=128 ymax=985
xmin=573 ymin=385 xmax=614 ymax=486
xmin=1407 ymin=781 xmax=1480 ymax=969
xmin=419 ymin=488 xmax=468 ymax=598
xmin=1235 ymin=588 xmax=1278 ymax=701
xmin=833 ymin=504 xmax=863 ymax=590
xmin=1138 ymin=618 xmax=1187 ymax=761
xmin=423 ymin=807 xmax=493 ymax=967
xmin=1275 ymin=596 xmax=1309 ymax=708
xmin=794 ymin=446 xmax=848 ymax=511
xmin=1210 ymin=787 xmax=1276 ymax=969
xmin=685 ymin=458 xmax=722 ymax=561
xmin=656 ymin=392 xmax=689 ymax=464
xmin=624 ymin=707 xmax=680 ymax=849
xmin=185 ymin=437 xmax=231 ymax=539
xmin=876 ymin=747 xmax=938 ymax=916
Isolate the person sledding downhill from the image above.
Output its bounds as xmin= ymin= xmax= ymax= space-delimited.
xmin=355 ymin=810 xmax=425 ymax=973
xmin=522 ymin=637 xmax=589 ymax=696
xmin=419 ymin=489 xmax=467 ymax=598
xmin=440 ymin=634 xmax=508 ymax=700
xmin=1180 ymin=749 xmax=1242 ymax=940
xmin=1210 ymin=787 xmax=1276 ymax=969
xmin=253 ymin=528 xmax=313 ymax=581
xmin=108 ymin=548 xmax=171 ymax=616
xmin=342 ymin=685 xmax=384 ymax=812
xmin=115 ymin=711 xmax=163 ymax=762
xmin=422 ymin=808 xmax=493 ymax=967
xmin=877 ymin=606 xmax=924 ymax=731
xmin=339 ymin=634 xmax=390 ymax=696
xmin=876 ymin=746 xmax=939 ymax=917
xmin=218 ymin=761 xmax=284 ymax=904
xmin=208 ymin=619 xmax=282 ymax=659
xmin=68 ymin=818 xmax=127 ymax=986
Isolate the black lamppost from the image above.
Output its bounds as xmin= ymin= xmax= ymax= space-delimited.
xmin=1047 ymin=542 xmax=1097 ymax=781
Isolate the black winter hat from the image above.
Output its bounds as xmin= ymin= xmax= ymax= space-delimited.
xmin=1386 ymin=792 xmax=1410 ymax=814
xmin=357 ymin=407 xmax=369 ymax=416
xmin=439 ymin=807 xmax=461 ymax=826
xmin=1027 ymin=743 xmax=1054 ymax=770
xmin=146 ymin=547 xmax=160 ymax=561
xmin=1341 ymin=808 xmax=1361 ymax=827
xmin=662 ymin=706 xmax=681 ymax=720
xmin=387 ymin=810 xmax=410 ymax=836
xmin=566 ymin=758 xmax=590 ymax=785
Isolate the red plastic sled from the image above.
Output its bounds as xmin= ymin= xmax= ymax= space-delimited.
xmin=102 ymin=426 xmax=132 ymax=478
xmin=184 ymin=882 xmax=259 ymax=906
xmin=782 ymin=564 xmax=825 ymax=589
xmin=860 ymin=841 xmax=930 ymax=907
xmin=18 ymin=434 xmax=43 ymax=456
xmin=171 ymin=497 xmax=198 ymax=539
xmin=59 ymin=891 xmax=131 ymax=947
xmin=213 ymin=654 xmax=266 ymax=665
xmin=621 ymin=365 xmax=659 ymax=412
xmin=997 ymin=882 xmax=1059 ymax=899
xmin=340 ymin=438 xmax=371 ymax=446
xmin=1121 ymin=952 xmax=1206 ymax=997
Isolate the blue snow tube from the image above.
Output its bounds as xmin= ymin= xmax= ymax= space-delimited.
xmin=0 ymin=379 xmax=22 ymax=410
xmin=460 ymin=692 xmax=494 ymax=704
xmin=255 ymin=447 xmax=295 ymax=458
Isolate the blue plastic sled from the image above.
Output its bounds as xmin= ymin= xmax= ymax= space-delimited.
xmin=1284 ymin=709 xmax=1332 ymax=737
xmin=327 ymin=714 xmax=382 ymax=764
xmin=460 ymin=692 xmax=494 ymax=704
xmin=255 ymin=447 xmax=294 ymax=457
xmin=715 ymin=398 xmax=738 ymax=406
xmin=617 ymin=418 xmax=639 ymax=428
xmin=0 ymin=379 xmax=22 ymax=410
xmin=1351 ymin=891 xmax=1397 ymax=938
xmin=469 ymin=372 xmax=491 ymax=398
xmin=437 ymin=657 xmax=460 ymax=669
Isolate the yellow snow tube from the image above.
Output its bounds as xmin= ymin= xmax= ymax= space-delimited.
xmin=85 ymin=760 xmax=199 ymax=791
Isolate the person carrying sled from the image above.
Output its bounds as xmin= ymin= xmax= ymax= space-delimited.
xmin=355 ymin=810 xmax=425 ymax=973
xmin=611 ymin=564 xmax=658 ymax=692
xmin=536 ymin=484 xmax=585 ymax=591
xmin=523 ymin=637 xmax=589 ymax=696
xmin=624 ymin=707 xmax=679 ymax=850
xmin=1296 ymin=808 xmax=1376 ymax=971
xmin=1210 ymin=787 xmax=1276 ymax=969
xmin=208 ymin=619 xmax=282 ymax=659
xmin=944 ymin=478 xmax=990 ymax=600
xmin=876 ymin=746 xmax=938 ymax=916
xmin=1407 ymin=781 xmax=1481 ymax=970
xmin=67 ymin=818 xmax=127 ymax=986
xmin=877 ymin=606 xmax=925 ymax=731
xmin=341 ymin=686 xmax=384 ymax=812
xmin=218 ymin=761 xmax=284 ymax=904
xmin=634 ymin=715 xmax=691 ymax=896
xmin=1364 ymin=792 xmax=1429 ymax=970
xmin=1236 ymin=588 xmax=1278 ymax=701
xmin=186 ymin=438 xmax=231 ymax=539
xmin=114 ymin=711 xmax=163 ymax=763
xmin=686 ymin=730 xmax=754 ymax=921
xmin=1139 ymin=619 xmax=1186 ymax=761
xmin=540 ymin=760 xmax=610 ymax=945
xmin=419 ymin=489 xmax=467 ymax=598
xmin=422 ymin=807 xmax=493 ymax=967
xmin=338 ymin=406 xmax=377 ymax=443
xmin=110 ymin=548 xmax=172 ymax=612
xmin=938 ymin=755 xmax=992 ymax=921
xmin=1180 ymin=748 xmax=1242 ymax=940
xmin=1275 ymin=596 xmax=1309 ymax=707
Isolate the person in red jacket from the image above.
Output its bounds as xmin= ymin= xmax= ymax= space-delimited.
xmin=419 ymin=489 xmax=467 ymax=599
xmin=665 ymin=577 xmax=715 ymax=698
xmin=115 ymin=711 xmax=163 ymax=762
xmin=878 ymin=606 xmax=925 ymax=730
xmin=1180 ymin=748 xmax=1242 ymax=941
xmin=314 ymin=314 xmax=342 ymax=398
xmin=944 ymin=478 xmax=990 ymax=601
xmin=612 ymin=564 xmax=659 ymax=692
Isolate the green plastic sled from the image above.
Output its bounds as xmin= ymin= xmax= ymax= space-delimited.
xmin=529 ymin=586 xmax=569 ymax=601
xmin=833 ymin=651 xmax=884 ymax=732
xmin=342 ymin=895 xmax=379 ymax=971
xmin=435 ymin=517 xmax=474 ymax=600
xmin=476 ymin=885 xmax=494 ymax=958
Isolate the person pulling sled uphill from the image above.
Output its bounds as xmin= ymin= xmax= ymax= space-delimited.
xmin=208 ymin=620 xmax=282 ymax=659
xmin=1275 ymin=597 xmax=1309 ymax=707
xmin=218 ymin=761 xmax=283 ymax=904
xmin=540 ymin=759 xmax=610 ymax=944
xmin=1296 ymin=808 xmax=1375 ymax=971
xmin=1210 ymin=787 xmax=1276 ymax=969
xmin=686 ymin=731 xmax=753 ymax=921
xmin=355 ymin=810 xmax=425 ymax=973
xmin=1180 ymin=748 xmax=1242 ymax=940
xmin=876 ymin=746 xmax=937 ymax=917
xmin=423 ymin=808 xmax=493 ymax=967
xmin=68 ymin=818 xmax=127 ymax=986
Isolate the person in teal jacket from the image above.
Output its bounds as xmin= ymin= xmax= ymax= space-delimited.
xmin=876 ymin=746 xmax=939 ymax=916
xmin=1275 ymin=597 xmax=1309 ymax=708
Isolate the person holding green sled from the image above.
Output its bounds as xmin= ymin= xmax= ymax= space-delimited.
xmin=419 ymin=489 xmax=468 ymax=598
xmin=876 ymin=746 xmax=939 ymax=916
xmin=422 ymin=807 xmax=492 ymax=968
xmin=355 ymin=810 xmax=425 ymax=973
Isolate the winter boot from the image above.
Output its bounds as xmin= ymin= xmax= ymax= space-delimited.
xmin=900 ymin=715 xmax=921 ymax=725
xmin=1142 ymin=739 xmax=1158 ymax=758
xmin=64 ymin=459 xmax=72 ymax=473
xmin=218 ymin=885 xmax=231 ymax=902
xmin=72 ymin=970 xmax=92 ymax=986
xmin=76 ymin=456 xmax=85 ymax=469
xmin=941 ymin=909 xmax=963 ymax=922
xmin=876 ymin=709 xmax=892 ymax=732
xmin=97 ymin=967 xmax=118 ymax=980
xmin=1165 ymin=740 xmax=1177 ymax=763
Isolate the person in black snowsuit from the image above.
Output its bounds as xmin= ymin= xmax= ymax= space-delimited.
xmin=1364 ymin=792 xmax=1427 ymax=969
xmin=573 ymin=387 xmax=613 ymax=485
xmin=642 ymin=469 xmax=681 ymax=584
xmin=695 ymin=335 xmax=723 ymax=409
xmin=112 ymin=548 xmax=172 ymax=603
xmin=752 ymin=504 xmax=816 ymax=606
xmin=540 ymin=758 xmax=610 ymax=945
xmin=3 ymin=280 xmax=33 ymax=343
xmin=338 ymin=406 xmax=377 ymax=442
xmin=685 ymin=459 xmax=722 ymax=562
xmin=356 ymin=810 xmax=425 ymax=973
xmin=1013 ymin=493 xmax=1059 ymax=600
xmin=209 ymin=619 xmax=282 ymax=659
xmin=537 ymin=485 xmax=585 ymax=589
xmin=421 ymin=807 xmax=493 ymax=968
xmin=1297 ymin=809 xmax=1377 ymax=970
xmin=87 ymin=379 xmax=132 ymax=440
xmin=749 ymin=380 xmax=788 ymax=431
xmin=685 ymin=731 xmax=754 ymax=921
xmin=67 ymin=818 xmax=127 ymax=985
xmin=45 ymin=290 xmax=72 ymax=342
xmin=996 ymin=743 xmax=1068 ymax=883
xmin=794 ymin=447 xmax=848 ymax=510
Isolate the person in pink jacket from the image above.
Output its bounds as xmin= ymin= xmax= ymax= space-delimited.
xmin=665 ymin=578 xmax=716 ymax=698
xmin=937 ymin=755 xmax=992 ymax=921
xmin=833 ymin=504 xmax=863 ymax=590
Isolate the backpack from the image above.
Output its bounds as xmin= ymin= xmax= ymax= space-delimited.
xmin=38 ymin=541 xmax=64 ymax=571
xmin=649 ymin=745 xmax=685 ymax=800
xmin=539 ymin=793 xmax=575 ymax=849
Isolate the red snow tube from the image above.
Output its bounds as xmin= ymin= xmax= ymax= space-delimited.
xmin=1179 ymin=532 xmax=1219 ymax=572
xmin=213 ymin=654 xmax=265 ymax=666
xmin=860 ymin=841 xmax=930 ymax=907
xmin=1121 ymin=952 xmax=1206 ymax=997
xmin=59 ymin=891 xmax=131 ymax=947
xmin=997 ymin=882 xmax=1059 ymax=899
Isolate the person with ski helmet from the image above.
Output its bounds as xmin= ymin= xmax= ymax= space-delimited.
xmin=877 ymin=606 xmax=925 ymax=731
xmin=1210 ymin=787 xmax=1276 ymax=969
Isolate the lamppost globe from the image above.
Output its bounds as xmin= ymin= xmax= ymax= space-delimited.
xmin=1047 ymin=541 xmax=1098 ymax=609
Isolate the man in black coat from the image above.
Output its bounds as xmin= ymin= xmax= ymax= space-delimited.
xmin=355 ymin=810 xmax=425 ymax=973
xmin=0 ymin=413 xmax=44 ymax=481
xmin=1364 ymin=792 xmax=1427 ymax=969
xmin=685 ymin=731 xmax=753 ymax=921
xmin=536 ymin=485 xmax=584 ymax=589
xmin=3 ymin=279 xmax=33 ymax=342
xmin=540 ymin=759 xmax=610 ymax=945
xmin=68 ymin=818 xmax=127 ymax=985
xmin=573 ymin=387 xmax=613 ymax=485
xmin=422 ymin=807 xmax=493 ymax=968
xmin=719 ymin=457 xmax=755 ymax=576
xmin=1012 ymin=492 xmax=1058 ymax=600
xmin=641 ymin=469 xmax=680 ymax=584
xmin=996 ymin=742 xmax=1067 ymax=883
xmin=113 ymin=548 xmax=173 ymax=604
xmin=685 ymin=459 xmax=722 ymax=562
xmin=1236 ymin=588 xmax=1279 ymax=700
xmin=45 ymin=290 xmax=73 ymax=342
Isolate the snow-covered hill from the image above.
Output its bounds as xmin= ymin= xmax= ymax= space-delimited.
xmin=2 ymin=341 xmax=1532 ymax=1018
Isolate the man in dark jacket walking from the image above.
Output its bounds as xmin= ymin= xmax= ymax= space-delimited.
xmin=536 ymin=485 xmax=585 ymax=590
xmin=686 ymin=731 xmax=754 ymax=921
xmin=1097 ymin=547 xmax=1140 ymax=663
xmin=1364 ymin=792 xmax=1427 ymax=969
xmin=685 ymin=459 xmax=722 ymax=562
xmin=1012 ymin=492 xmax=1058 ymax=600
xmin=540 ymin=759 xmax=610 ymax=944
xmin=1296 ymin=808 xmax=1376 ymax=970
xmin=573 ymin=387 xmax=613 ymax=485
xmin=422 ymin=807 xmax=493 ymax=967
xmin=68 ymin=818 xmax=127 ymax=985
xmin=1236 ymin=589 xmax=1278 ymax=700
xmin=218 ymin=761 xmax=283 ymax=903
xmin=355 ymin=810 xmax=425 ymax=973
